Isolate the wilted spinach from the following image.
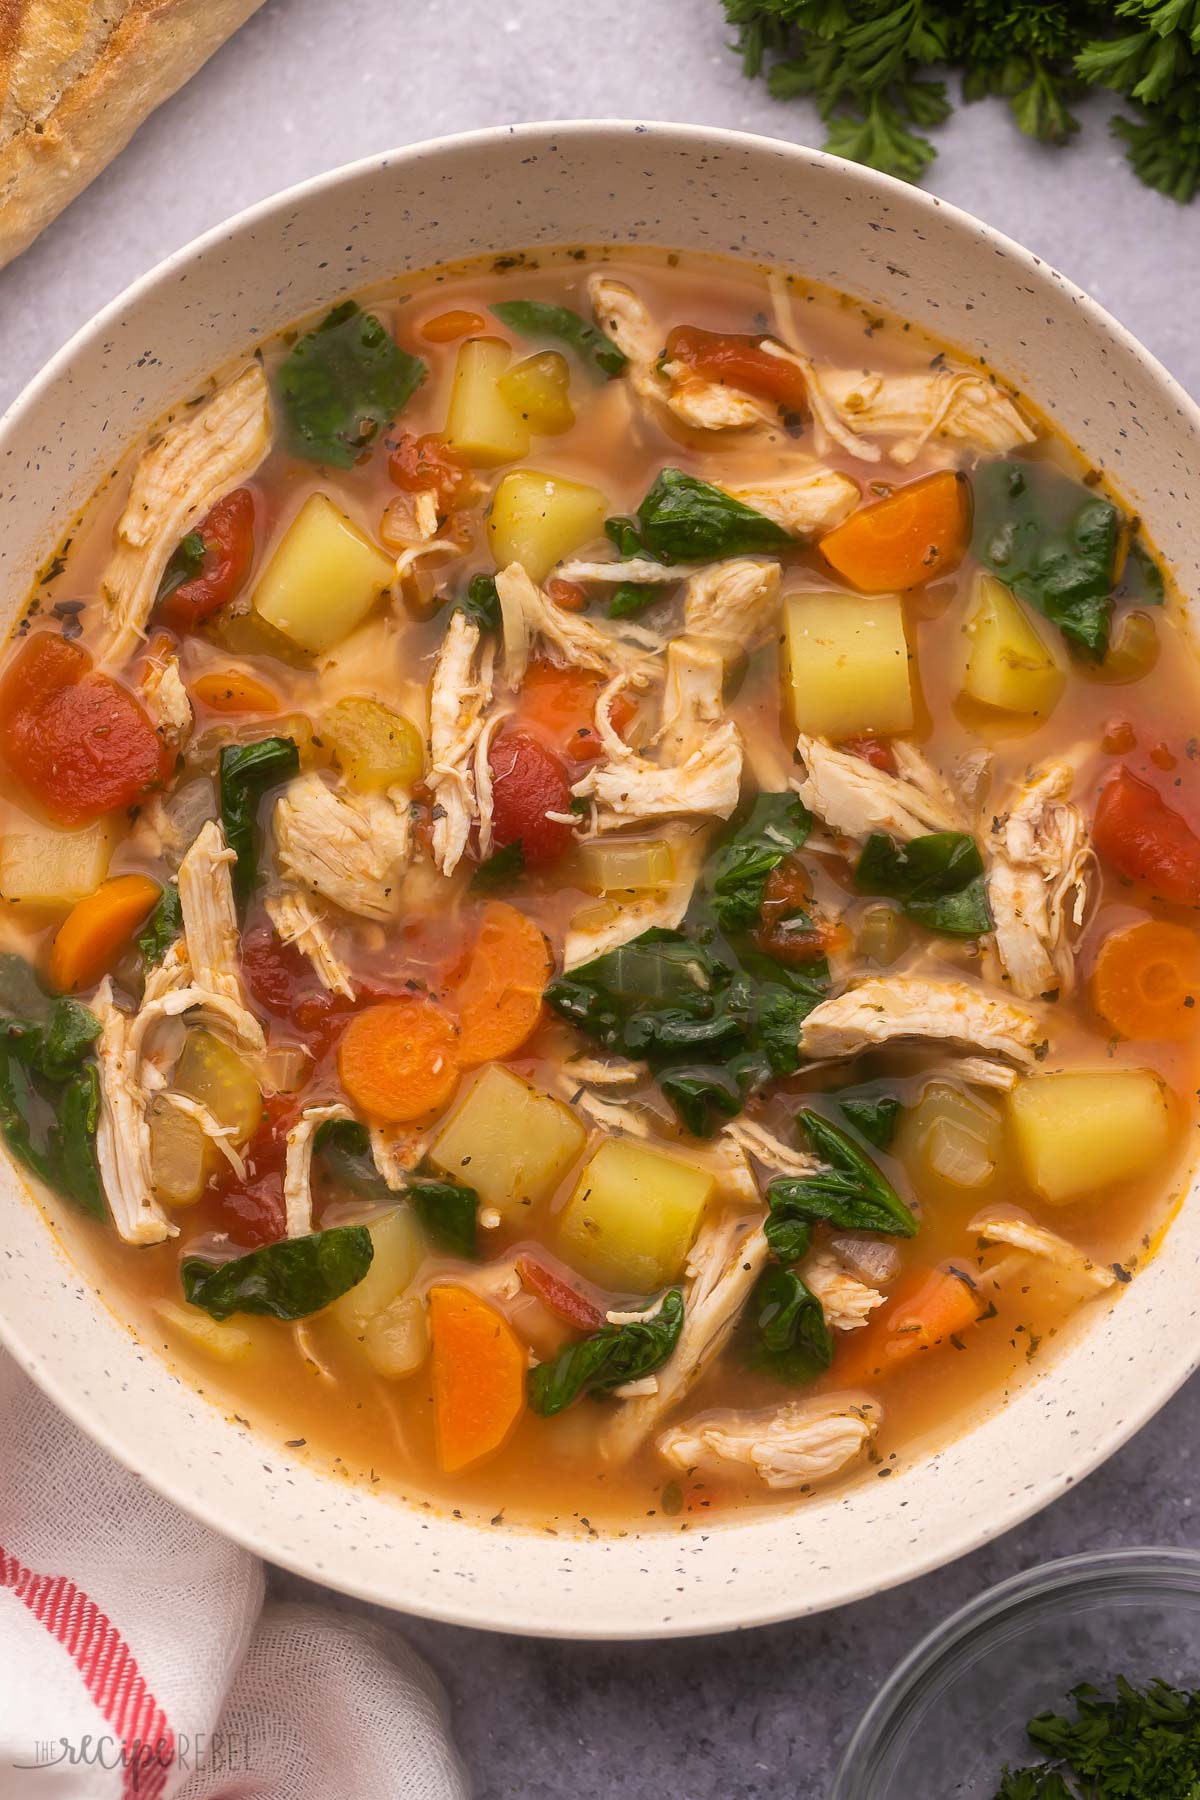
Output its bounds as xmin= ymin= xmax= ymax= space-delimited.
xmin=616 ymin=468 xmax=791 ymax=563
xmin=278 ymin=301 xmax=426 ymax=467
xmin=457 ymin=573 xmax=501 ymax=631
xmin=749 ymin=1265 xmax=833 ymax=1385
xmin=137 ymin=882 xmax=182 ymax=969
xmin=406 ymin=1178 xmax=478 ymax=1259
xmin=704 ymin=792 xmax=812 ymax=933
xmin=182 ymin=1225 xmax=374 ymax=1322
xmin=528 ymin=1289 xmax=684 ymax=1415
xmin=855 ymin=831 xmax=993 ymax=938
xmin=155 ymin=530 xmax=206 ymax=604
xmin=490 ymin=300 xmax=626 ymax=379
xmin=765 ymin=1109 xmax=916 ymax=1264
xmin=219 ymin=736 xmax=301 ymax=907
xmin=0 ymin=958 xmax=105 ymax=1221
xmin=470 ymin=841 xmax=525 ymax=893
xmin=315 ymin=1119 xmax=479 ymax=1259
xmin=838 ymin=1091 xmax=904 ymax=1151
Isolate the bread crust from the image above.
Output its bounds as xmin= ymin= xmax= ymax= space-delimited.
xmin=0 ymin=0 xmax=267 ymax=270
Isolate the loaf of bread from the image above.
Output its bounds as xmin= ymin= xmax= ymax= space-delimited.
xmin=0 ymin=0 xmax=267 ymax=271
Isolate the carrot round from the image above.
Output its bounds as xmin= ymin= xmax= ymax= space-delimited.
xmin=337 ymin=995 xmax=460 ymax=1122
xmin=429 ymin=1283 xmax=527 ymax=1472
xmin=838 ymin=1264 xmax=981 ymax=1385
xmin=452 ymin=901 xmax=552 ymax=1068
xmin=48 ymin=873 xmax=162 ymax=993
xmin=192 ymin=668 xmax=280 ymax=714
xmin=818 ymin=470 xmax=970 ymax=593
xmin=1092 ymin=919 xmax=1200 ymax=1041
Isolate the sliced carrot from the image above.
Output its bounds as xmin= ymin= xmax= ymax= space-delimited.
xmin=838 ymin=1264 xmax=981 ymax=1385
xmin=337 ymin=995 xmax=460 ymax=1122
xmin=818 ymin=470 xmax=970 ymax=593
xmin=192 ymin=668 xmax=281 ymax=714
xmin=516 ymin=660 xmax=634 ymax=764
xmin=420 ymin=309 xmax=486 ymax=343
xmin=452 ymin=901 xmax=552 ymax=1068
xmin=48 ymin=873 xmax=162 ymax=993
xmin=429 ymin=1283 xmax=527 ymax=1472
xmin=1092 ymin=919 xmax=1200 ymax=1041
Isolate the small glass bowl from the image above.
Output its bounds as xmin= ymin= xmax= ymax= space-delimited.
xmin=833 ymin=1548 xmax=1200 ymax=1798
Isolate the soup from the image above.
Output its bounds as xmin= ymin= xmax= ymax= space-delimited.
xmin=1 ymin=246 xmax=1196 ymax=1532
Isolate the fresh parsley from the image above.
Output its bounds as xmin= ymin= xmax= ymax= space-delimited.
xmin=994 ymin=1674 xmax=1200 ymax=1799
xmin=278 ymin=301 xmax=426 ymax=468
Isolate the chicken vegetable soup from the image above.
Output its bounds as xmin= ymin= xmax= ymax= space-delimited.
xmin=2 ymin=247 xmax=1196 ymax=1530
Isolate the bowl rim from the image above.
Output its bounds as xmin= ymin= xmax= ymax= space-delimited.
xmin=832 ymin=1546 xmax=1200 ymax=1792
xmin=1 ymin=117 xmax=1199 ymax=1638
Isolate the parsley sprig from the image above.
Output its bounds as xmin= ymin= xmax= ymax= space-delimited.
xmin=995 ymin=1674 xmax=1200 ymax=1797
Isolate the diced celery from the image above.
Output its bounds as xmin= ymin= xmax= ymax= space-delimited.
xmin=576 ymin=839 xmax=674 ymax=896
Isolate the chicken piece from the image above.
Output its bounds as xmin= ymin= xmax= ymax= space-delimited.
xmin=793 ymin=735 xmax=964 ymax=844
xmin=265 ymin=889 xmax=354 ymax=999
xmin=925 ymin=1055 xmax=1021 ymax=1092
xmin=658 ymin=638 xmax=726 ymax=764
xmin=91 ymin=978 xmax=176 ymax=1247
xmin=719 ymin=468 xmax=858 ymax=539
xmin=427 ymin=608 xmax=495 ymax=877
xmin=156 ymin=1091 xmax=246 ymax=1178
xmin=721 ymin=1116 xmax=822 ymax=1179
xmin=588 ymin=275 xmax=765 ymax=430
xmin=274 ymin=772 xmax=411 ymax=920
xmin=802 ymin=1250 xmax=885 ymax=1331
xmin=496 ymin=561 xmax=654 ymax=692
xmin=658 ymin=1395 xmax=881 ymax=1490
xmin=177 ymin=821 xmax=263 ymax=1046
xmin=798 ymin=976 xmax=1042 ymax=1067
xmin=984 ymin=761 xmax=1092 ymax=1001
xmin=667 ymin=378 xmax=765 ymax=431
xmin=141 ymin=653 xmax=193 ymax=749
xmin=369 ymin=1124 xmax=429 ymax=1190
xmin=100 ymin=365 xmax=272 ymax=666
xmin=284 ymin=1103 xmax=352 ymax=1239
xmin=829 ymin=1235 xmax=901 ymax=1286
xmin=679 ymin=558 xmax=781 ymax=656
xmin=969 ymin=1209 xmax=1116 ymax=1293
xmin=555 ymin=556 xmax=697 ymax=586
xmin=603 ymin=1214 xmax=771 ymax=1459
xmin=562 ymin=828 xmax=706 ymax=972
xmin=812 ymin=366 xmax=1036 ymax=468
xmin=129 ymin=981 xmax=267 ymax=1066
xmin=473 ymin=706 xmax=513 ymax=862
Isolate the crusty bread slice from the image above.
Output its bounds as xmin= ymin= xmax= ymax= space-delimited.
xmin=0 ymin=0 xmax=267 ymax=270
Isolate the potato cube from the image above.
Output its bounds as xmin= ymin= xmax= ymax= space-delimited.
xmin=558 ymin=1139 xmax=714 ymax=1293
xmin=0 ymin=817 xmax=116 ymax=906
xmin=328 ymin=1205 xmax=427 ymax=1337
xmin=153 ymin=1301 xmax=255 ymax=1363
xmin=253 ymin=493 xmax=393 ymax=655
xmin=963 ymin=574 xmax=1064 ymax=719
xmin=429 ymin=1063 xmax=586 ymax=1215
xmin=784 ymin=590 xmax=914 ymax=738
xmin=175 ymin=1029 xmax=262 ymax=1146
xmin=444 ymin=337 xmax=530 ymax=466
xmin=497 ymin=351 xmax=574 ymax=436
xmin=487 ymin=469 xmax=609 ymax=582
xmin=1008 ymin=1069 xmax=1170 ymax=1202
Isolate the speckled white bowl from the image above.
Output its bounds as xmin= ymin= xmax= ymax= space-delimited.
xmin=1 ymin=122 xmax=1198 ymax=1639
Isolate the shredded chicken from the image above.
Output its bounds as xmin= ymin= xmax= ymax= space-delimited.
xmin=91 ymin=978 xmax=176 ymax=1246
xmin=658 ymin=639 xmax=725 ymax=764
xmin=141 ymin=654 xmax=193 ymax=749
xmin=274 ymin=773 xmax=411 ymax=920
xmin=496 ymin=561 xmax=654 ymax=691
xmin=284 ymin=1103 xmax=352 ymax=1239
xmin=658 ymin=1395 xmax=881 ymax=1490
xmin=100 ymin=365 xmax=272 ymax=666
xmin=926 ymin=1055 xmax=1021 ymax=1092
xmin=802 ymin=1250 xmax=885 ymax=1331
xmin=970 ymin=1209 xmax=1116 ymax=1293
xmin=793 ymin=735 xmax=964 ymax=843
xmin=178 ymin=821 xmax=263 ymax=1044
xmin=369 ymin=1125 xmax=428 ymax=1190
xmin=556 ymin=557 xmax=698 ymax=587
xmin=265 ymin=889 xmax=354 ymax=999
xmin=129 ymin=982 xmax=266 ymax=1066
xmin=799 ymin=976 xmax=1042 ymax=1067
xmin=681 ymin=559 xmax=782 ymax=654
xmin=157 ymin=1091 xmax=246 ymax=1179
xmin=588 ymin=276 xmax=763 ymax=429
xmin=720 ymin=469 xmax=858 ymax=539
xmin=427 ymin=608 xmax=495 ymax=877
xmin=984 ymin=761 xmax=1092 ymax=1000
xmin=562 ymin=827 xmax=708 ymax=971
xmin=720 ymin=1117 xmax=821 ymax=1179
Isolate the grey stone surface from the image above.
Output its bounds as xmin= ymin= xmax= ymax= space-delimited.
xmin=1 ymin=1 xmax=1196 ymax=1792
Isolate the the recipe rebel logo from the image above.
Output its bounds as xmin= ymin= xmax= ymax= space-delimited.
xmin=13 ymin=1728 xmax=254 ymax=1787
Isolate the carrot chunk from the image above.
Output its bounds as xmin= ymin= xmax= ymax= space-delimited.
xmin=838 ymin=1264 xmax=981 ymax=1384
xmin=192 ymin=669 xmax=281 ymax=714
xmin=1092 ymin=919 xmax=1200 ymax=1041
xmin=337 ymin=995 xmax=460 ymax=1122
xmin=452 ymin=901 xmax=552 ymax=1068
xmin=47 ymin=873 xmax=162 ymax=993
xmin=429 ymin=1283 xmax=527 ymax=1472
xmin=818 ymin=470 xmax=970 ymax=593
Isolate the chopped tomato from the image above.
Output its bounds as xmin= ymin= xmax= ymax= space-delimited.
xmin=1095 ymin=766 xmax=1200 ymax=906
xmin=488 ymin=727 xmax=575 ymax=865
xmin=0 ymin=632 xmax=172 ymax=826
xmin=664 ymin=324 xmax=807 ymax=414
xmin=515 ymin=661 xmax=633 ymax=765
xmin=240 ymin=924 xmax=399 ymax=1058
xmin=516 ymin=1254 xmax=604 ymax=1332
xmin=755 ymin=855 xmax=845 ymax=964
xmin=206 ymin=1097 xmax=294 ymax=1248
xmin=1102 ymin=719 xmax=1137 ymax=756
xmin=387 ymin=432 xmax=471 ymax=511
xmin=838 ymin=733 xmax=898 ymax=776
xmin=157 ymin=488 xmax=256 ymax=631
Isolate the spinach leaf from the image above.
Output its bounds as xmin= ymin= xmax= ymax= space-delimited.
xmin=279 ymin=301 xmax=425 ymax=468
xmin=0 ymin=971 xmax=105 ymax=1219
xmin=604 ymin=516 xmax=648 ymax=558
xmin=839 ymin=1092 xmax=904 ymax=1151
xmin=314 ymin=1119 xmax=478 ymax=1258
xmin=39 ymin=1000 xmax=102 ymax=1081
xmin=156 ymin=530 xmax=206 ymax=604
xmin=470 ymin=841 xmax=525 ymax=893
xmin=749 ymin=1266 xmax=833 ymax=1385
xmin=48 ymin=1066 xmax=106 ymax=1221
xmin=633 ymin=468 xmax=791 ymax=563
xmin=528 ymin=1288 xmax=684 ymax=1415
xmin=219 ymin=736 xmax=301 ymax=907
xmin=0 ymin=1048 xmax=49 ymax=1186
xmin=972 ymin=459 xmax=1122 ymax=660
xmin=314 ymin=1116 xmax=384 ymax=1201
xmin=855 ymin=831 xmax=993 ymax=938
xmin=1118 ymin=539 xmax=1166 ymax=607
xmin=182 ymin=1225 xmax=374 ymax=1321
xmin=765 ymin=1108 xmax=916 ymax=1262
xmin=490 ymin=300 xmax=626 ymax=379
xmin=406 ymin=1178 xmax=478 ymax=1259
xmin=608 ymin=581 xmax=669 ymax=620
xmin=137 ymin=883 xmax=183 ymax=968
xmin=659 ymin=1064 xmax=749 ymax=1138
xmin=457 ymin=573 xmax=501 ymax=631
xmin=705 ymin=793 xmax=812 ymax=932
xmin=0 ymin=952 xmax=50 ymax=1021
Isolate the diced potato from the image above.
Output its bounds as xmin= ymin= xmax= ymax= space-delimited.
xmin=558 ymin=1138 xmax=714 ymax=1293
xmin=0 ymin=817 xmax=116 ymax=906
xmin=962 ymin=573 xmax=1064 ymax=718
xmin=487 ymin=469 xmax=609 ymax=583
xmin=444 ymin=337 xmax=530 ymax=466
xmin=328 ymin=1205 xmax=427 ymax=1338
xmin=576 ymin=838 xmax=674 ymax=896
xmin=896 ymin=1082 xmax=1006 ymax=1206
xmin=784 ymin=589 xmax=914 ymax=738
xmin=429 ymin=1063 xmax=586 ymax=1215
xmin=363 ymin=1292 xmax=429 ymax=1378
xmin=153 ymin=1300 xmax=255 ymax=1363
xmin=497 ymin=351 xmax=575 ymax=436
xmin=253 ymin=493 xmax=393 ymax=655
xmin=175 ymin=1029 xmax=262 ymax=1146
xmin=322 ymin=696 xmax=424 ymax=792
xmin=1009 ymin=1069 xmax=1170 ymax=1203
xmin=148 ymin=1096 xmax=212 ymax=1207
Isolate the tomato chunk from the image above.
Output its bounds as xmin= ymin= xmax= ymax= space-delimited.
xmin=516 ymin=1254 xmax=604 ymax=1332
xmin=0 ymin=632 xmax=172 ymax=825
xmin=838 ymin=733 xmax=898 ymax=776
xmin=206 ymin=1097 xmax=293 ymax=1248
xmin=516 ymin=661 xmax=633 ymax=765
xmin=1095 ymin=766 xmax=1200 ymax=905
xmin=387 ymin=432 xmax=471 ymax=511
xmin=487 ymin=728 xmax=574 ymax=865
xmin=157 ymin=487 xmax=256 ymax=630
xmin=665 ymin=324 xmax=806 ymax=413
